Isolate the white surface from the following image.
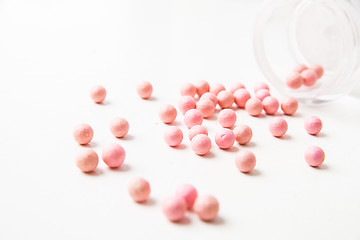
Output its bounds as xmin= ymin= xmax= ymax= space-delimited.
xmin=1 ymin=0 xmax=360 ymax=239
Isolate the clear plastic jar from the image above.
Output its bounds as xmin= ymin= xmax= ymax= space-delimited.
xmin=253 ymin=0 xmax=360 ymax=104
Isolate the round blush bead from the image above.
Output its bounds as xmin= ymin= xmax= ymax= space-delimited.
xmin=229 ymin=82 xmax=246 ymax=94
xmin=269 ymin=117 xmax=288 ymax=137
xmin=254 ymin=82 xmax=270 ymax=93
xmin=304 ymin=116 xmax=322 ymax=135
xmin=281 ymin=96 xmax=299 ymax=115
xmin=110 ymin=117 xmax=129 ymax=138
xmin=293 ymin=64 xmax=308 ymax=73
xmin=184 ymin=109 xmax=203 ymax=129
xmin=197 ymin=99 xmax=215 ymax=118
xmin=159 ymin=104 xmax=177 ymax=124
xmin=163 ymin=126 xmax=183 ymax=147
xmin=233 ymin=124 xmax=253 ymax=145
xmin=235 ymin=150 xmax=256 ymax=173
xmin=90 ymin=85 xmax=107 ymax=103
xmin=180 ymin=82 xmax=197 ymax=97
xmin=178 ymin=96 xmax=196 ymax=115
xmin=200 ymin=92 xmax=218 ymax=106
xmin=189 ymin=125 xmax=208 ymax=140
xmin=73 ymin=123 xmax=93 ymax=145
xmin=102 ymin=143 xmax=126 ymax=168
xmin=262 ymin=96 xmax=279 ymax=115
xmin=162 ymin=196 xmax=187 ymax=222
xmin=193 ymin=195 xmax=219 ymax=221
xmin=305 ymin=146 xmax=325 ymax=167
xmin=191 ymin=134 xmax=212 ymax=155
xmin=286 ymin=72 xmax=304 ymax=89
xmin=209 ymin=83 xmax=226 ymax=96
xmin=128 ymin=177 xmax=151 ymax=203
xmin=217 ymin=90 xmax=234 ymax=108
xmin=245 ymin=98 xmax=263 ymax=116
xmin=215 ymin=128 xmax=235 ymax=149
xmin=255 ymin=89 xmax=270 ymax=101
xmin=75 ymin=148 xmax=99 ymax=173
xmin=175 ymin=184 xmax=198 ymax=209
xmin=137 ymin=81 xmax=153 ymax=99
xmin=301 ymin=69 xmax=318 ymax=87
xmin=218 ymin=109 xmax=237 ymax=128
xmin=195 ymin=80 xmax=210 ymax=97
xmin=234 ymin=89 xmax=251 ymax=108
xmin=309 ymin=64 xmax=324 ymax=78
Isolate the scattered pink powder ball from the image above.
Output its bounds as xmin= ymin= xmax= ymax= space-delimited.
xmin=163 ymin=126 xmax=183 ymax=147
xmin=73 ymin=123 xmax=94 ymax=145
xmin=269 ymin=117 xmax=288 ymax=137
xmin=304 ymin=116 xmax=322 ymax=135
xmin=178 ymin=96 xmax=196 ymax=115
xmin=200 ymin=92 xmax=218 ymax=106
xmin=218 ymin=109 xmax=237 ymax=128
xmin=233 ymin=124 xmax=253 ymax=145
xmin=281 ymin=96 xmax=299 ymax=115
xmin=235 ymin=150 xmax=256 ymax=173
xmin=217 ymin=90 xmax=234 ymax=109
xmin=262 ymin=96 xmax=279 ymax=115
xmin=109 ymin=117 xmax=129 ymax=138
xmin=286 ymin=72 xmax=304 ymax=89
xmin=159 ymin=104 xmax=177 ymax=124
xmin=102 ymin=143 xmax=126 ymax=168
xmin=309 ymin=64 xmax=324 ymax=78
xmin=215 ymin=128 xmax=235 ymax=149
xmin=128 ymin=177 xmax=151 ymax=203
xmin=255 ymin=89 xmax=270 ymax=101
xmin=195 ymin=80 xmax=210 ymax=97
xmin=193 ymin=194 xmax=219 ymax=221
xmin=137 ymin=81 xmax=153 ymax=99
xmin=234 ymin=88 xmax=251 ymax=108
xmin=293 ymin=64 xmax=308 ymax=73
xmin=75 ymin=148 xmax=99 ymax=173
xmin=162 ymin=196 xmax=187 ymax=222
xmin=245 ymin=98 xmax=263 ymax=116
xmin=197 ymin=99 xmax=215 ymax=118
xmin=229 ymin=82 xmax=245 ymax=94
xmin=305 ymin=146 xmax=325 ymax=167
xmin=301 ymin=69 xmax=318 ymax=87
xmin=180 ymin=82 xmax=197 ymax=97
xmin=175 ymin=184 xmax=198 ymax=209
xmin=254 ymin=82 xmax=270 ymax=93
xmin=90 ymin=85 xmax=107 ymax=103
xmin=184 ymin=109 xmax=203 ymax=129
xmin=209 ymin=83 xmax=225 ymax=96
xmin=191 ymin=134 xmax=212 ymax=155
xmin=188 ymin=125 xmax=208 ymax=140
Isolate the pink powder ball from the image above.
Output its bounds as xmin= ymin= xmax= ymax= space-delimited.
xmin=180 ymin=82 xmax=197 ymax=97
xmin=191 ymin=134 xmax=212 ymax=155
xmin=245 ymin=98 xmax=263 ymax=116
xmin=305 ymin=146 xmax=325 ymax=167
xmin=229 ymin=82 xmax=246 ymax=94
xmin=75 ymin=148 xmax=99 ymax=173
xmin=262 ymin=96 xmax=279 ymax=115
xmin=175 ymin=184 xmax=198 ymax=209
xmin=163 ymin=126 xmax=183 ymax=147
xmin=128 ymin=177 xmax=151 ymax=203
xmin=73 ymin=123 xmax=94 ymax=145
xmin=159 ymin=104 xmax=177 ymax=124
xmin=199 ymin=92 xmax=218 ymax=106
xmin=209 ymin=83 xmax=226 ymax=96
xmin=178 ymin=96 xmax=196 ymax=115
xmin=184 ymin=109 xmax=203 ymax=129
xmin=195 ymin=80 xmax=210 ymax=97
xmin=109 ymin=117 xmax=129 ymax=138
xmin=235 ymin=150 xmax=256 ymax=173
xmin=102 ymin=143 xmax=126 ymax=168
xmin=188 ymin=125 xmax=208 ymax=140
xmin=234 ymin=88 xmax=251 ymax=108
xmin=233 ymin=124 xmax=253 ymax=145
xmin=162 ymin=196 xmax=187 ymax=222
xmin=281 ymin=96 xmax=299 ymax=115
xmin=90 ymin=85 xmax=107 ymax=103
xmin=137 ymin=81 xmax=153 ymax=99
xmin=215 ymin=128 xmax=235 ymax=149
xmin=218 ymin=109 xmax=237 ymax=128
xmin=193 ymin=194 xmax=219 ymax=221
xmin=197 ymin=99 xmax=215 ymax=118
xmin=255 ymin=89 xmax=271 ymax=101
xmin=293 ymin=64 xmax=308 ymax=73
xmin=254 ymin=82 xmax=270 ymax=93
xmin=301 ymin=69 xmax=318 ymax=87
xmin=309 ymin=64 xmax=324 ymax=78
xmin=286 ymin=72 xmax=304 ymax=89
xmin=269 ymin=117 xmax=288 ymax=137
xmin=217 ymin=90 xmax=234 ymax=109
xmin=304 ymin=116 xmax=322 ymax=135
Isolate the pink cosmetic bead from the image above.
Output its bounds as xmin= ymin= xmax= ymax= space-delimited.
xmin=163 ymin=126 xmax=183 ymax=147
xmin=309 ymin=64 xmax=324 ymax=78
xmin=304 ymin=116 xmax=322 ymax=135
xmin=137 ymin=81 xmax=153 ymax=99
xmin=286 ymin=72 xmax=304 ymax=89
xmin=180 ymin=82 xmax=197 ymax=97
xmin=175 ymin=184 xmax=198 ymax=209
xmin=159 ymin=104 xmax=177 ymax=124
xmin=210 ymin=83 xmax=226 ymax=96
xmin=254 ymin=82 xmax=270 ymax=93
xmin=90 ymin=85 xmax=107 ymax=103
xmin=215 ymin=128 xmax=235 ymax=149
xmin=197 ymin=99 xmax=215 ymax=118
xmin=262 ymin=96 xmax=279 ymax=115
xmin=233 ymin=124 xmax=253 ymax=145
xmin=269 ymin=117 xmax=288 ymax=137
xmin=218 ymin=109 xmax=237 ymax=128
xmin=229 ymin=82 xmax=246 ymax=94
xmin=128 ymin=177 xmax=151 ymax=203
xmin=301 ymin=69 xmax=318 ymax=87
xmin=245 ymin=98 xmax=263 ymax=116
xmin=305 ymin=146 xmax=325 ymax=167
xmin=162 ymin=196 xmax=187 ymax=222
xmin=191 ymin=134 xmax=212 ymax=155
xmin=200 ymin=92 xmax=218 ymax=106
xmin=109 ymin=117 xmax=129 ymax=138
xmin=281 ymin=96 xmax=299 ymax=115
xmin=255 ymin=89 xmax=270 ymax=101
xmin=293 ymin=64 xmax=308 ymax=73
xmin=217 ymin=90 xmax=234 ymax=109
xmin=75 ymin=148 xmax=99 ymax=173
xmin=188 ymin=125 xmax=208 ymax=140
xmin=193 ymin=195 xmax=219 ymax=221
xmin=195 ymin=80 xmax=210 ymax=97
xmin=234 ymin=88 xmax=251 ymax=108
xmin=102 ymin=143 xmax=126 ymax=168
xmin=178 ymin=96 xmax=196 ymax=115
xmin=235 ymin=150 xmax=256 ymax=173
xmin=184 ymin=109 xmax=203 ymax=129
xmin=73 ymin=123 xmax=93 ymax=145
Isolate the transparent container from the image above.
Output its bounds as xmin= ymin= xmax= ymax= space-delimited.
xmin=253 ymin=0 xmax=360 ymax=104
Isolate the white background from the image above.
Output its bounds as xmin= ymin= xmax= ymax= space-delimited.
xmin=1 ymin=0 xmax=360 ymax=239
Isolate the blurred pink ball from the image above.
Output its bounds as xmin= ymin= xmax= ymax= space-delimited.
xmin=90 ymin=85 xmax=107 ymax=103
xmin=235 ymin=150 xmax=256 ymax=173
xmin=195 ymin=80 xmax=210 ymax=97
xmin=110 ymin=117 xmax=129 ymax=138
xmin=209 ymin=83 xmax=225 ymax=96
xmin=178 ymin=96 xmax=196 ymax=115
xmin=128 ymin=177 xmax=151 ymax=203
xmin=102 ymin=143 xmax=126 ymax=168
xmin=137 ymin=81 xmax=153 ymax=99
xmin=180 ymin=82 xmax=197 ymax=97
xmin=159 ymin=104 xmax=177 ymax=124
xmin=191 ymin=134 xmax=212 ymax=155
xmin=184 ymin=109 xmax=203 ymax=129
xmin=217 ymin=90 xmax=234 ymax=109
xmin=188 ymin=125 xmax=208 ymax=140
xmin=218 ymin=109 xmax=237 ymax=128
xmin=234 ymin=89 xmax=251 ymax=108
xmin=163 ymin=126 xmax=183 ymax=147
